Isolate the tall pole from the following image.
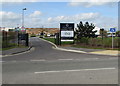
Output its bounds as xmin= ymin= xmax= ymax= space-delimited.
xmin=112 ymin=32 xmax=114 ymax=49
xmin=100 ymin=28 xmax=104 ymax=47
xmin=22 ymin=8 xmax=26 ymax=33
xmin=22 ymin=9 xmax=24 ymax=28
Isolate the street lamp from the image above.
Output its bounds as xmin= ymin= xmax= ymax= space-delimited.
xmin=22 ymin=8 xmax=27 ymax=32
xmin=100 ymin=28 xmax=104 ymax=40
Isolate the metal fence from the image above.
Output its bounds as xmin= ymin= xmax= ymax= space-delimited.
xmin=2 ymin=31 xmax=18 ymax=48
xmin=2 ymin=31 xmax=29 ymax=49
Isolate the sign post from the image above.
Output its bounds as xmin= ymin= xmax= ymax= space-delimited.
xmin=60 ymin=23 xmax=74 ymax=45
xmin=110 ymin=28 xmax=116 ymax=49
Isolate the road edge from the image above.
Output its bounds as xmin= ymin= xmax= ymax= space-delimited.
xmin=2 ymin=46 xmax=33 ymax=57
xmin=40 ymin=38 xmax=118 ymax=56
xmin=40 ymin=38 xmax=87 ymax=54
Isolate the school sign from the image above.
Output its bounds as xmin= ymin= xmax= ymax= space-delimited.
xmin=60 ymin=23 xmax=74 ymax=42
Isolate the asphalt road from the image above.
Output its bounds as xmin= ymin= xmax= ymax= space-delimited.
xmin=2 ymin=37 xmax=118 ymax=84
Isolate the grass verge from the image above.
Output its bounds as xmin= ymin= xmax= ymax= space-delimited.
xmin=2 ymin=45 xmax=28 ymax=51
xmin=42 ymin=38 xmax=55 ymax=43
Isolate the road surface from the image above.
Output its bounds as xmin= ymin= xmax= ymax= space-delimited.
xmin=2 ymin=37 xmax=118 ymax=84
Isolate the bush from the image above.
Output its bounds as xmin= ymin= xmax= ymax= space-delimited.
xmin=79 ymin=37 xmax=89 ymax=44
xmin=102 ymin=38 xmax=111 ymax=47
xmin=76 ymin=37 xmax=119 ymax=48
xmin=88 ymin=38 xmax=102 ymax=46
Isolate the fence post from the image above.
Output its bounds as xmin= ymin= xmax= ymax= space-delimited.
xmin=25 ymin=33 xmax=29 ymax=46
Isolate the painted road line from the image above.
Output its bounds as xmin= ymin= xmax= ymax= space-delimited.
xmin=75 ymin=58 xmax=99 ymax=61
xmin=34 ymin=67 xmax=116 ymax=74
xmin=2 ymin=60 xmax=17 ymax=63
xmin=30 ymin=59 xmax=46 ymax=62
xmin=58 ymin=59 xmax=74 ymax=61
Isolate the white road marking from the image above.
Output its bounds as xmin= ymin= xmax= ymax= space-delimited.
xmin=30 ymin=59 xmax=46 ymax=62
xmin=57 ymin=58 xmax=99 ymax=62
xmin=34 ymin=67 xmax=116 ymax=74
xmin=58 ymin=59 xmax=73 ymax=61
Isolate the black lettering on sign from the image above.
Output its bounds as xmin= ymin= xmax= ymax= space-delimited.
xmin=65 ymin=32 xmax=70 ymax=35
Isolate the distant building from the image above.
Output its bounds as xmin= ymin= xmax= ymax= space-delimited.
xmin=0 ymin=27 xmax=14 ymax=31
xmin=93 ymin=27 xmax=100 ymax=36
xmin=26 ymin=28 xmax=59 ymax=35
xmin=107 ymin=32 xmax=116 ymax=37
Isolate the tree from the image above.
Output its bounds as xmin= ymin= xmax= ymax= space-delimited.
xmin=99 ymin=29 xmax=108 ymax=38
xmin=75 ymin=21 xmax=97 ymax=39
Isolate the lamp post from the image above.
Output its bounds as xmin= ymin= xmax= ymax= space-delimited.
xmin=100 ymin=28 xmax=104 ymax=40
xmin=100 ymin=28 xmax=104 ymax=47
xmin=22 ymin=8 xmax=27 ymax=33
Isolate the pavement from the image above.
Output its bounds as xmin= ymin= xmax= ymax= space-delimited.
xmin=59 ymin=46 xmax=119 ymax=56
xmin=2 ymin=46 xmax=32 ymax=56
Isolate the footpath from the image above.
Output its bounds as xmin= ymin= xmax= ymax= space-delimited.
xmin=2 ymin=46 xmax=32 ymax=56
xmin=58 ymin=46 xmax=119 ymax=56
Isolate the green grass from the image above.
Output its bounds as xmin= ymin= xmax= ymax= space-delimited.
xmin=42 ymin=38 xmax=55 ymax=43
xmin=41 ymin=37 xmax=120 ymax=51
xmin=2 ymin=44 xmax=28 ymax=51
xmin=42 ymin=38 xmax=74 ymax=45
xmin=2 ymin=46 xmax=17 ymax=51
xmin=61 ymin=41 xmax=74 ymax=45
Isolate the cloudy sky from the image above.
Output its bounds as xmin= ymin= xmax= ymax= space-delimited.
xmin=0 ymin=1 xmax=118 ymax=30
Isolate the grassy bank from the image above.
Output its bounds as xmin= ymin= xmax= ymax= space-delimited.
xmin=42 ymin=38 xmax=55 ymax=43
xmin=2 ymin=44 xmax=28 ymax=51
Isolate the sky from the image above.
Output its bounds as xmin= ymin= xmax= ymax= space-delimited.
xmin=0 ymin=1 xmax=119 ymax=30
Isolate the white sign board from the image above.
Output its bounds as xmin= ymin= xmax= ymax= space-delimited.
xmin=61 ymin=31 xmax=74 ymax=37
xmin=60 ymin=23 xmax=74 ymax=42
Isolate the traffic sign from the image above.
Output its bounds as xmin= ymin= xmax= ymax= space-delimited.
xmin=110 ymin=28 xmax=116 ymax=32
xmin=110 ymin=28 xmax=116 ymax=49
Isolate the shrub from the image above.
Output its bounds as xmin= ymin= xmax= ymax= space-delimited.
xmin=76 ymin=37 xmax=119 ymax=48
xmin=88 ymin=38 xmax=103 ymax=47
xmin=79 ymin=37 xmax=89 ymax=44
